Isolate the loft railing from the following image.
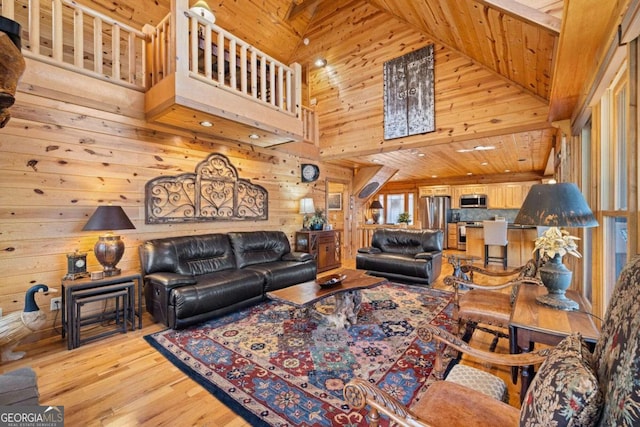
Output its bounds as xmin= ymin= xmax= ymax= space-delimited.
xmin=1 ymin=0 xmax=148 ymax=90
xmin=2 ymin=0 xmax=317 ymax=142
xmin=145 ymin=0 xmax=301 ymax=118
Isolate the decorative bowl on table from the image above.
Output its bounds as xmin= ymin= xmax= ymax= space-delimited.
xmin=319 ymin=274 xmax=347 ymax=288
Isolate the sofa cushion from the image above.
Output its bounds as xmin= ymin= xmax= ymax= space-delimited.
xmin=171 ymin=269 xmax=264 ymax=321
xmin=520 ymin=333 xmax=603 ymax=427
xmin=244 ymin=260 xmax=317 ymax=292
xmin=228 ymin=231 xmax=291 ymax=268
xmin=356 ymin=252 xmax=431 ymax=279
xmin=372 ymin=228 xmax=442 ymax=255
xmin=140 ymin=234 xmax=236 ymax=276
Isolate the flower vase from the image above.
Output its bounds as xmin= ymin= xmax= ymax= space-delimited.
xmin=537 ymin=253 xmax=579 ymax=310
xmin=310 ymin=223 xmax=323 ymax=231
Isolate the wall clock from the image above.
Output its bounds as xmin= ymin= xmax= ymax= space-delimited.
xmin=301 ymin=164 xmax=320 ymax=182
xmin=64 ymin=251 xmax=89 ymax=280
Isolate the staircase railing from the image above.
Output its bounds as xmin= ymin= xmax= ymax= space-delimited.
xmin=1 ymin=0 xmax=148 ymax=90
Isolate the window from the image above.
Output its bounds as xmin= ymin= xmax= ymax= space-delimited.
xmin=379 ymin=192 xmax=415 ymax=225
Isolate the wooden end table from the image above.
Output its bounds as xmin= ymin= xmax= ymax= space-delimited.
xmin=509 ymin=284 xmax=600 ymax=401
xmin=266 ymin=269 xmax=386 ymax=328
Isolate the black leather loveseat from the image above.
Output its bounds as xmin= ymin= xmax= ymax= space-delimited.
xmin=356 ymin=228 xmax=443 ymax=285
xmin=139 ymin=231 xmax=317 ymax=329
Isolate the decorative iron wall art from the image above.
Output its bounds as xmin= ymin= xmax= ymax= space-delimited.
xmin=383 ymin=44 xmax=435 ymax=140
xmin=145 ymin=153 xmax=268 ymax=223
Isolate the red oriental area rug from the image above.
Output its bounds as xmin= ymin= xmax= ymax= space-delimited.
xmin=144 ymin=282 xmax=455 ymax=426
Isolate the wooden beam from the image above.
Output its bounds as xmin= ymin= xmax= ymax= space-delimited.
xmin=286 ymin=0 xmax=321 ymax=20
xmin=477 ymin=0 xmax=561 ymax=35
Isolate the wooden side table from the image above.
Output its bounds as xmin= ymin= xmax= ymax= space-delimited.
xmin=61 ymin=270 xmax=143 ymax=349
xmin=295 ymin=230 xmax=342 ymax=273
xmin=509 ymin=284 xmax=600 ymax=401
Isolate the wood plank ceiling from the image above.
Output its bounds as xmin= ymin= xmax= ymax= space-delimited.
xmin=49 ymin=0 xmax=627 ymax=184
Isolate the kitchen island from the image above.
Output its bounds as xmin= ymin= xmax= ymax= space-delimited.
xmin=465 ymin=223 xmax=538 ymax=268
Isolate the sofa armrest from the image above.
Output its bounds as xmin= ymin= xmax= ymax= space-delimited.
xmin=282 ymin=251 xmax=313 ymax=262
xmin=414 ymin=251 xmax=439 ymax=260
xmin=145 ymin=272 xmax=197 ymax=289
xmin=358 ymin=247 xmax=382 ymax=254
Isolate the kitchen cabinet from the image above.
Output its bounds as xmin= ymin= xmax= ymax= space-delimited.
xmin=418 ymin=185 xmax=451 ymax=197
xmin=447 ymin=223 xmax=458 ymax=249
xmin=295 ymin=230 xmax=342 ymax=273
xmin=486 ymin=181 xmax=538 ymax=209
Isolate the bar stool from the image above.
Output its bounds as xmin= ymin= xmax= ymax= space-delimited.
xmin=482 ymin=220 xmax=508 ymax=269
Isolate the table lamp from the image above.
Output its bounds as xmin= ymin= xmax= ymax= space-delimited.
xmin=370 ymin=200 xmax=383 ymax=224
xmin=514 ymin=183 xmax=598 ymax=310
xmin=299 ymin=198 xmax=315 ymax=230
xmin=82 ymin=206 xmax=136 ymax=277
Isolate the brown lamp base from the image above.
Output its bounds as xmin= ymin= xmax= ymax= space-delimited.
xmin=94 ymin=234 xmax=125 ymax=277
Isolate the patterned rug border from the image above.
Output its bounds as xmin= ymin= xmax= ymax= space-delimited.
xmin=144 ymin=332 xmax=269 ymax=427
xmin=144 ymin=282 xmax=455 ymax=426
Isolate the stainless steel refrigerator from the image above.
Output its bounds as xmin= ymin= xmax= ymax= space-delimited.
xmin=420 ymin=196 xmax=451 ymax=248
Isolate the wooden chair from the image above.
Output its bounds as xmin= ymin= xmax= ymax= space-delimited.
xmin=344 ymin=256 xmax=640 ymax=427
xmin=445 ymin=259 xmax=542 ymax=350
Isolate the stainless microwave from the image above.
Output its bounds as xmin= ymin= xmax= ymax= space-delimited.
xmin=459 ymin=194 xmax=488 ymax=208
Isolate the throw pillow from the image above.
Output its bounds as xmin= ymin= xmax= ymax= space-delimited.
xmin=520 ymin=333 xmax=603 ymax=427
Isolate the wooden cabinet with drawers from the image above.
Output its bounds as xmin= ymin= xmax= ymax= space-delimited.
xmin=295 ymin=230 xmax=342 ymax=273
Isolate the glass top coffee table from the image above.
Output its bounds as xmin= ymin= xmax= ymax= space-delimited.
xmin=267 ymin=269 xmax=387 ymax=328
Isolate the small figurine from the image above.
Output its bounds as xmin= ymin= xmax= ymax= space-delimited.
xmin=0 ymin=284 xmax=50 ymax=363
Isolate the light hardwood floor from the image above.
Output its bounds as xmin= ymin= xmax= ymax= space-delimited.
xmin=2 ymin=251 xmax=522 ymax=426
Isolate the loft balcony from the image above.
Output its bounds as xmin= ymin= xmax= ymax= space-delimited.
xmin=1 ymin=0 xmax=318 ymax=149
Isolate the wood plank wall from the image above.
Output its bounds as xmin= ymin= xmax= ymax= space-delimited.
xmin=292 ymin=1 xmax=552 ymax=160
xmin=0 ymin=71 xmax=351 ymax=337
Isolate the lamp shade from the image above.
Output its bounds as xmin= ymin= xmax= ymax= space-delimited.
xmin=299 ymin=198 xmax=316 ymax=214
xmin=514 ymin=183 xmax=598 ymax=228
xmin=83 ymin=206 xmax=135 ymax=231
xmin=370 ymin=200 xmax=383 ymax=210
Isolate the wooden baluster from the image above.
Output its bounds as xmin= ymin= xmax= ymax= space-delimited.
xmin=240 ymin=45 xmax=247 ymax=94
xmin=269 ymin=59 xmax=275 ymax=106
xmin=4 ymin=0 xmax=15 ymax=20
xmin=277 ymin=65 xmax=284 ymax=109
xmin=216 ymin=32 xmax=224 ymax=83
xmin=93 ymin=18 xmax=103 ymax=74
xmin=204 ymin=25 xmax=212 ymax=79
xmin=52 ymin=0 xmax=63 ymax=62
xmin=250 ymin=50 xmax=257 ymax=98
xmin=286 ymin=68 xmax=292 ymax=113
xmin=127 ymin=32 xmax=136 ymax=84
xmin=30 ymin=0 xmax=40 ymax=55
xmin=190 ymin=17 xmax=198 ymax=73
xmin=112 ymin=24 xmax=121 ymax=80
xmin=229 ymin=39 xmax=236 ymax=89
xmin=260 ymin=55 xmax=266 ymax=102
xmin=73 ymin=8 xmax=84 ymax=68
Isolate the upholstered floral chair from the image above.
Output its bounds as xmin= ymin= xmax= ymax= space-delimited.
xmin=344 ymin=256 xmax=640 ymax=427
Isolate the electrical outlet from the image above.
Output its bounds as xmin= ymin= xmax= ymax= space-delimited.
xmin=50 ymin=297 xmax=62 ymax=311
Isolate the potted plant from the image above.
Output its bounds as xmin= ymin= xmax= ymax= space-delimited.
xmin=397 ymin=212 xmax=411 ymax=227
xmin=309 ymin=208 xmax=327 ymax=230
xmin=533 ymin=227 xmax=582 ymax=310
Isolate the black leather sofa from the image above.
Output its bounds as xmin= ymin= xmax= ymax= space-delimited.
xmin=356 ymin=228 xmax=443 ymax=285
xmin=139 ymin=231 xmax=317 ymax=329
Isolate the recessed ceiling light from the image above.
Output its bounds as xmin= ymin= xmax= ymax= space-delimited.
xmin=467 ymin=172 xmax=473 ymax=175
xmin=504 ymin=169 xmax=511 ymax=172
xmin=249 ymin=133 xmax=260 ymax=139
xmin=314 ymin=58 xmax=327 ymax=67
xmin=199 ymin=121 xmax=213 ymax=127
xmin=431 ymin=175 xmax=438 ymax=178
xmin=481 ymin=162 xmax=488 ymax=166
xmin=456 ymin=145 xmax=496 ymax=153
xmin=418 ymin=153 xmax=425 ymax=157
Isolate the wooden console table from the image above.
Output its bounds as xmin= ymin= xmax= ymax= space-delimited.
xmin=295 ymin=230 xmax=342 ymax=273
xmin=509 ymin=284 xmax=600 ymax=401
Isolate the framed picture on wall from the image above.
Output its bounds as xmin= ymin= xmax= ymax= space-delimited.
xmin=328 ymin=193 xmax=342 ymax=210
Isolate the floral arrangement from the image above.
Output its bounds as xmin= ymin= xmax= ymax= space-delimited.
xmin=534 ymin=227 xmax=581 ymax=259
xmin=397 ymin=212 xmax=411 ymax=224
xmin=308 ymin=208 xmax=327 ymax=228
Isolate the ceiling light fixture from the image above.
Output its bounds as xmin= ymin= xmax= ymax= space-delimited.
xmin=314 ymin=58 xmax=327 ymax=67
xmin=199 ymin=120 xmax=213 ymax=127
xmin=190 ymin=0 xmax=215 ymax=24
xmin=456 ymin=145 xmax=496 ymax=153
xmin=249 ymin=133 xmax=260 ymax=140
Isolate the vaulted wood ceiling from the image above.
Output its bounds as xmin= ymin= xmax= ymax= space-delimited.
xmin=64 ymin=0 xmax=628 ymax=183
